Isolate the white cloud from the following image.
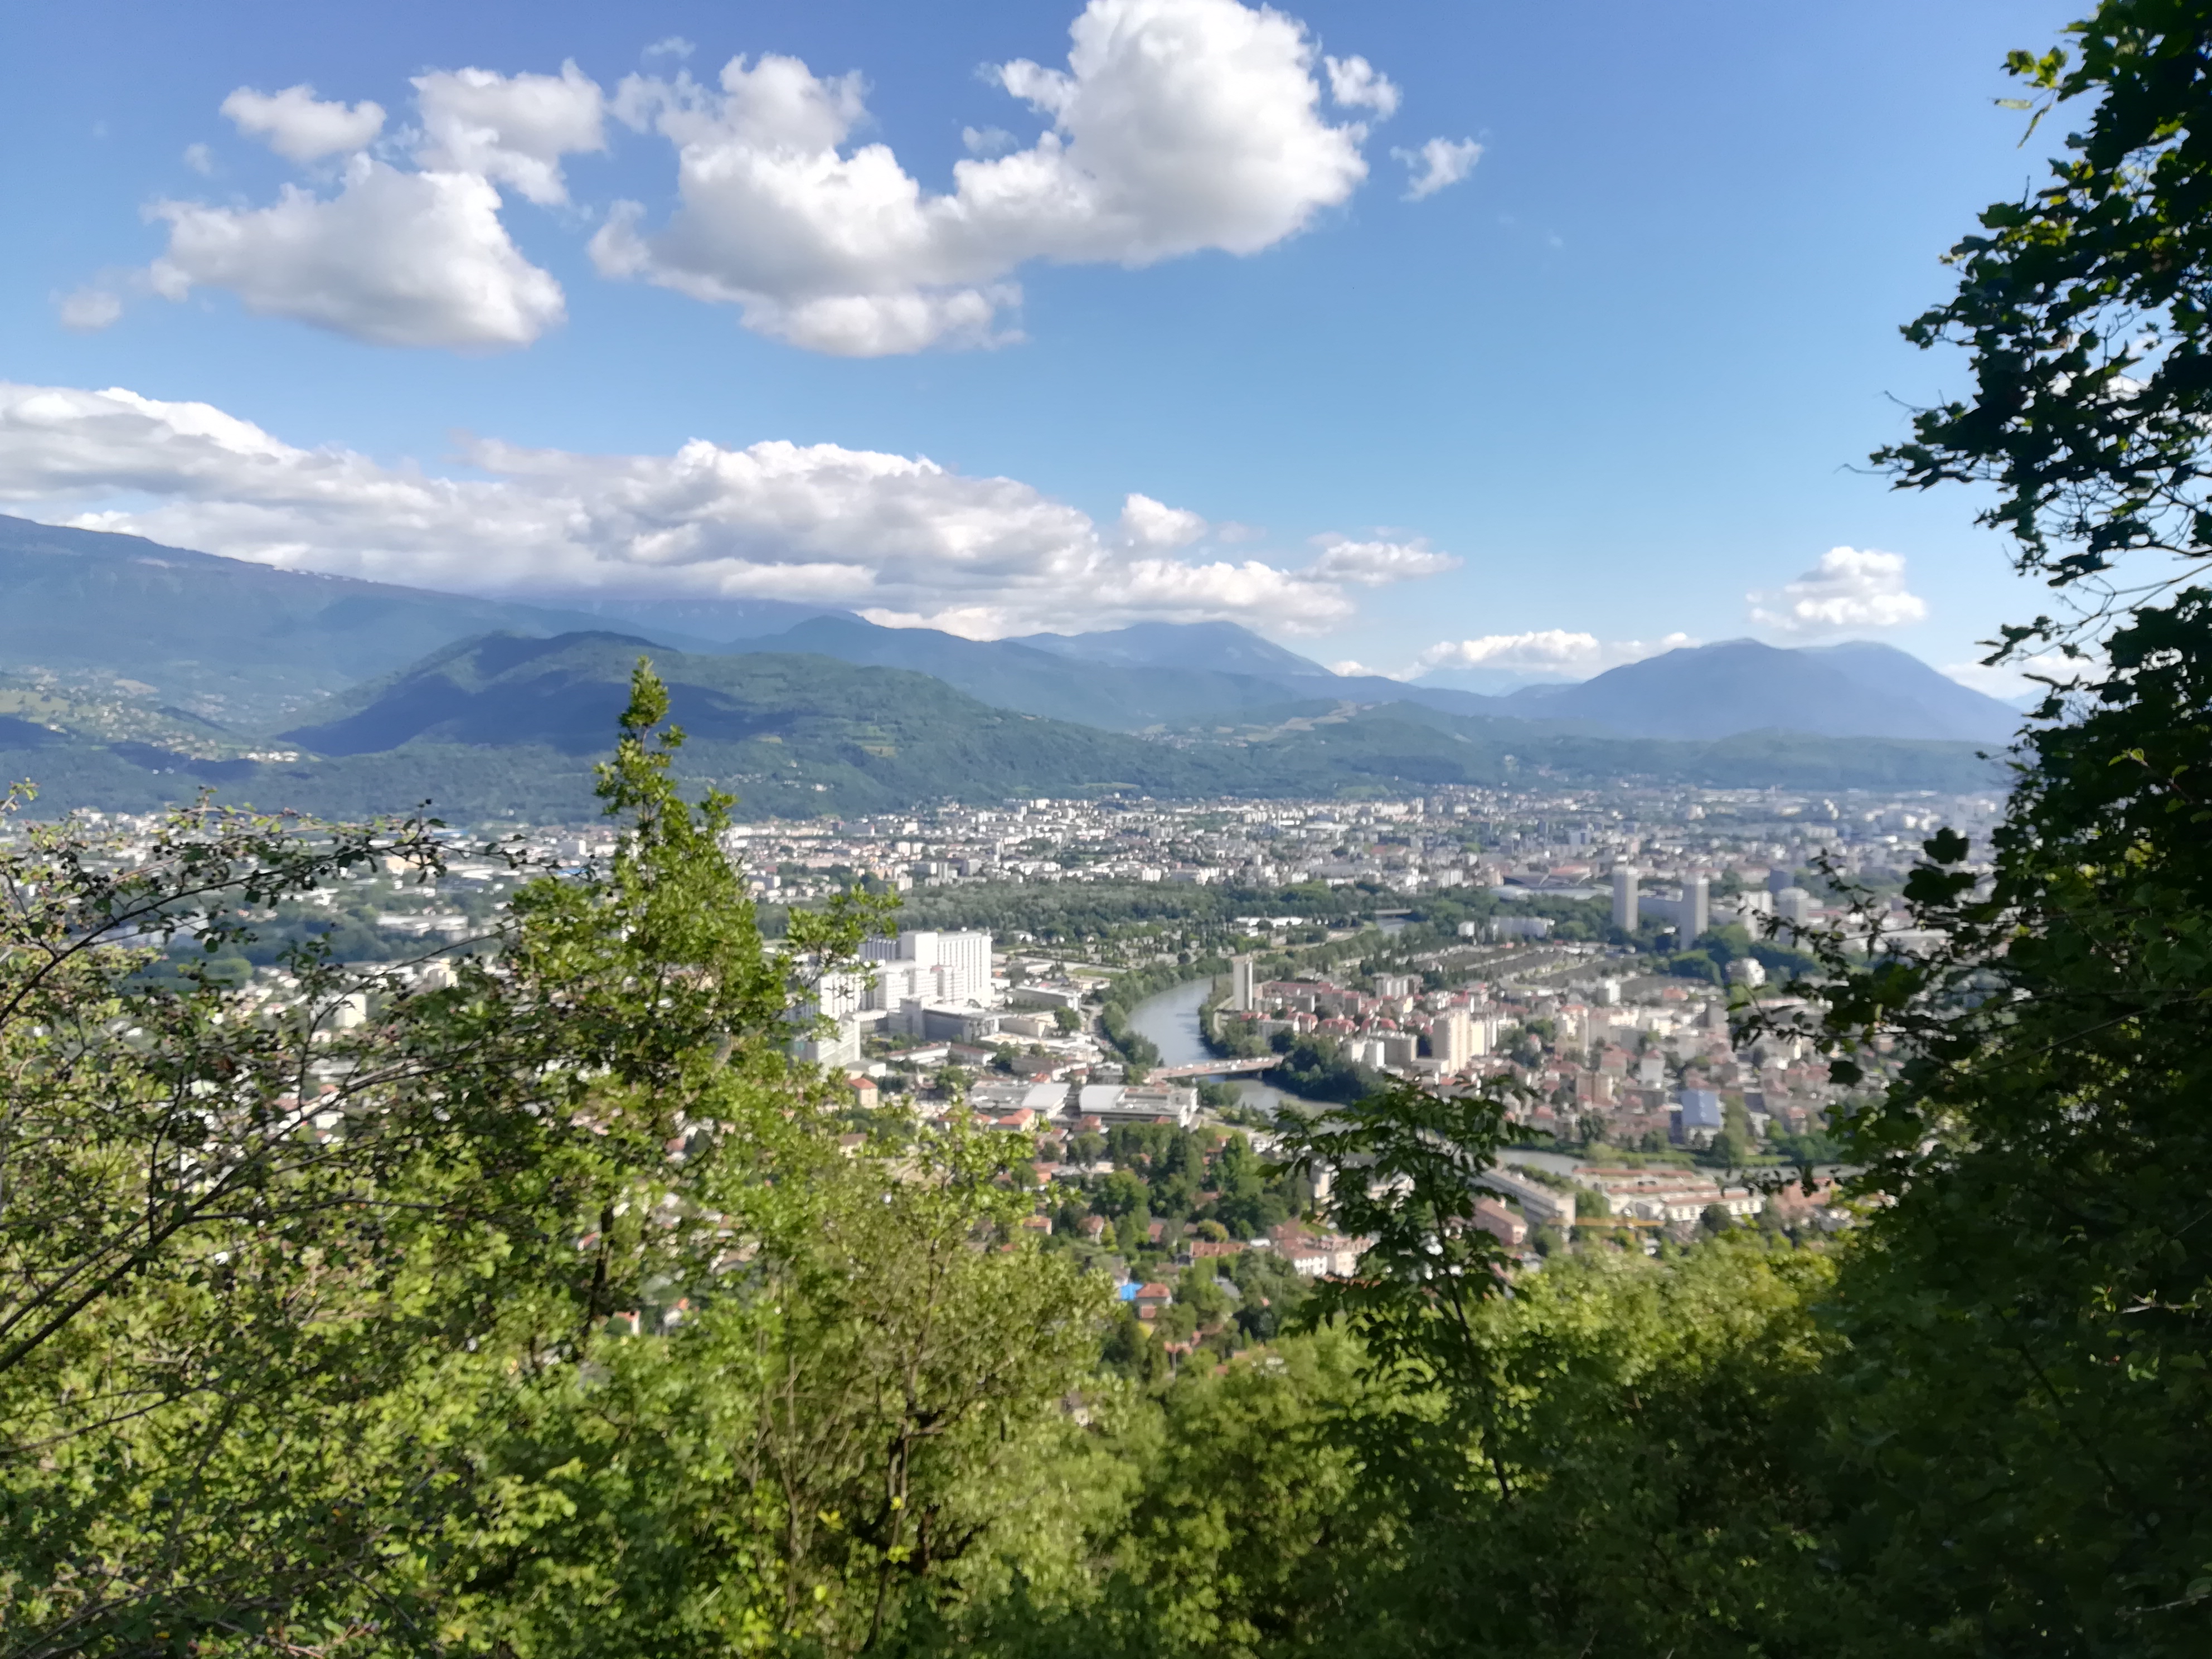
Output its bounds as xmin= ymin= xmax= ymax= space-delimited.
xmin=963 ymin=125 xmax=1018 ymax=157
xmin=1405 ymin=629 xmax=1696 ymax=677
xmin=595 ymin=0 xmax=1377 ymax=353
xmin=113 ymin=4 xmax=1422 ymax=356
xmin=1307 ymin=535 xmax=1460 ymax=586
xmin=1324 ymin=55 xmax=1399 ymax=118
xmin=1394 ymin=136 xmax=1481 ymax=201
xmin=138 ymin=66 xmax=601 ymax=351
xmin=1119 ymin=492 xmax=1207 ymax=550
xmin=1416 ymin=630 xmax=1602 ymax=672
xmin=1941 ymin=653 xmax=2074 ymax=702
xmin=1749 ymin=546 xmax=1928 ymax=634
xmin=0 ymin=381 xmax=1458 ymax=639
xmin=147 ymin=158 xmax=565 ymax=349
xmin=220 ymin=85 xmax=386 ymax=162
xmin=182 ymin=142 xmax=214 ymax=175
xmin=56 ymin=287 xmax=123 ymax=332
xmin=411 ymin=62 xmax=607 ymax=206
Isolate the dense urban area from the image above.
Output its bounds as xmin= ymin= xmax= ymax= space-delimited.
xmin=8 ymin=780 xmax=1991 ymax=1370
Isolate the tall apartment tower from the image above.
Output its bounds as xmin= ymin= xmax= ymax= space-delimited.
xmin=1228 ymin=954 xmax=1259 ymax=1012
xmin=1611 ymin=864 xmax=1641 ymax=932
xmin=1430 ymin=1008 xmax=1474 ymax=1070
xmin=1773 ymin=887 xmax=1818 ymax=927
xmin=1680 ymin=872 xmax=1709 ymax=943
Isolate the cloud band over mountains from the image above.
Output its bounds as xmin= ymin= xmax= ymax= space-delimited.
xmin=0 ymin=381 xmax=1452 ymax=638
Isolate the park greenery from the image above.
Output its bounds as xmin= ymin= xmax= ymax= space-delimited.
xmin=8 ymin=6 xmax=2212 ymax=1653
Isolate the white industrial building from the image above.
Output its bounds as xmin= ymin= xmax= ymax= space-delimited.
xmin=1077 ymin=1083 xmax=1199 ymax=1127
xmin=861 ymin=929 xmax=993 ymax=1007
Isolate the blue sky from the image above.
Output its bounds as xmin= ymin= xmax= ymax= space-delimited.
xmin=0 ymin=0 xmax=2082 ymax=691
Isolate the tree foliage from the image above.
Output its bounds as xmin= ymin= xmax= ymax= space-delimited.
xmin=1770 ymin=6 xmax=2212 ymax=1642
xmin=0 ymin=661 xmax=1105 ymax=1657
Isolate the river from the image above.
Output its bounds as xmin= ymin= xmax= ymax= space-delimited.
xmin=1123 ymin=976 xmax=1326 ymax=1118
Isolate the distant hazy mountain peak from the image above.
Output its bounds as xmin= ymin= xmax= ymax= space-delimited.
xmin=1008 ymin=619 xmax=1327 ymax=677
xmin=1501 ymin=635 xmax=2020 ymax=743
xmin=0 ymin=515 xmax=726 ymax=723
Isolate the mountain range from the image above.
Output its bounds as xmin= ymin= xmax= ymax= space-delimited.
xmin=0 ymin=515 xmax=2023 ymax=816
xmin=0 ymin=513 xmax=719 ymax=722
xmin=0 ymin=630 xmax=2003 ymax=821
xmin=1505 ymin=638 xmax=2015 ymax=742
xmin=712 ymin=615 xmax=2022 ymax=742
xmin=1009 ymin=620 xmax=1330 ymax=678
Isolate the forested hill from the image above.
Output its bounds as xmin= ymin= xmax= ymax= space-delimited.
xmin=1196 ymin=701 xmax=2010 ymax=795
xmin=274 ymin=630 xmax=1218 ymax=813
xmin=715 ymin=613 xmax=1386 ymax=731
xmin=0 ymin=631 xmax=2007 ymax=819
xmin=0 ymin=513 xmax=716 ymax=722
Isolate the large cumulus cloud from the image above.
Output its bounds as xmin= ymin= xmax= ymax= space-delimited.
xmin=71 ymin=1 xmax=1477 ymax=355
xmin=590 ymin=0 xmax=1386 ymax=353
xmin=1748 ymin=547 xmax=1928 ymax=634
xmin=87 ymin=70 xmax=604 ymax=351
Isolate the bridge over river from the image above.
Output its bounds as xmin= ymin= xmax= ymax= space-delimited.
xmin=1125 ymin=979 xmax=1328 ymax=1112
xmin=1149 ymin=1055 xmax=1275 ymax=1080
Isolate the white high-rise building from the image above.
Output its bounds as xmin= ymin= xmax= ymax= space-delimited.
xmin=792 ymin=968 xmax=869 ymax=1068
xmin=813 ymin=968 xmax=870 ymax=1018
xmin=1430 ymin=1008 xmax=1475 ymax=1070
xmin=1772 ymin=887 xmax=1817 ymax=928
xmin=860 ymin=929 xmax=993 ymax=1008
xmin=1680 ymin=873 xmax=1709 ymax=942
xmin=1612 ymin=865 xmax=1641 ymax=932
xmin=1229 ymin=954 xmax=1259 ymax=1012
xmin=1720 ymin=889 xmax=1774 ymax=926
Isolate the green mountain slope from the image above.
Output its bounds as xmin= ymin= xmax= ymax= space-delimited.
xmin=1008 ymin=619 xmax=1330 ymax=676
xmin=0 ymin=635 xmax=2007 ymax=820
xmin=720 ymin=616 xmax=1353 ymax=730
xmin=0 ymin=515 xmax=716 ymax=724
xmin=268 ymin=631 xmax=1217 ymax=813
xmin=1505 ymin=637 xmax=2021 ymax=742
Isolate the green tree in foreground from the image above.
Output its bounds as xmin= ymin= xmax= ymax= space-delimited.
xmin=930 ymin=1240 xmax=1843 ymax=1659
xmin=1764 ymin=4 xmax=2212 ymax=1643
xmin=0 ymin=661 xmax=1104 ymax=1656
